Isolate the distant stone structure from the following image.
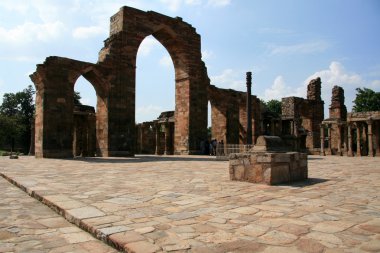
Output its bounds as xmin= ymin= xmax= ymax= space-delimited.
xmin=281 ymin=77 xmax=324 ymax=154
xmin=136 ymin=111 xmax=174 ymax=155
xmin=30 ymin=6 xmax=209 ymax=158
xmin=321 ymin=86 xmax=380 ymax=156
xmin=208 ymin=85 xmax=262 ymax=145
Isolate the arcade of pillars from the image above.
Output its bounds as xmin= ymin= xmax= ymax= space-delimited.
xmin=321 ymin=113 xmax=380 ymax=157
xmin=321 ymin=86 xmax=380 ymax=157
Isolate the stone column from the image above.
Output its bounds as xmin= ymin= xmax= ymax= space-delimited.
xmin=343 ymin=124 xmax=348 ymax=155
xmin=327 ymin=125 xmax=332 ymax=154
xmin=164 ymin=120 xmax=171 ymax=155
xmin=376 ymin=121 xmax=380 ymax=156
xmin=246 ymin=72 xmax=252 ymax=144
xmin=320 ymin=124 xmax=325 ymax=156
xmin=356 ymin=124 xmax=361 ymax=157
xmin=271 ymin=120 xmax=275 ymax=136
xmin=337 ymin=125 xmax=342 ymax=155
xmin=367 ymin=120 xmax=373 ymax=157
xmin=155 ymin=122 xmax=160 ymax=155
xmin=347 ymin=124 xmax=353 ymax=157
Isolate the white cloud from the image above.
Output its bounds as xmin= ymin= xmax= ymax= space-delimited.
xmin=202 ymin=50 xmax=213 ymax=60
xmin=185 ymin=0 xmax=202 ymax=5
xmin=269 ymin=40 xmax=330 ymax=55
xmin=210 ymin=69 xmax=244 ymax=90
xmin=72 ymin=25 xmax=107 ymax=39
xmin=0 ymin=56 xmax=42 ymax=63
xmin=136 ymin=105 xmax=164 ymax=123
xmin=260 ymin=61 xmax=376 ymax=114
xmin=0 ymin=0 xmax=28 ymax=13
xmin=207 ymin=0 xmax=231 ymax=7
xmin=159 ymin=55 xmax=173 ymax=67
xmin=262 ymin=76 xmax=302 ymax=101
xmin=304 ymin=61 xmax=364 ymax=112
xmin=80 ymin=97 xmax=94 ymax=106
xmin=138 ymin=36 xmax=162 ymax=56
xmin=160 ymin=0 xmax=182 ymax=11
xmin=370 ymin=80 xmax=380 ymax=89
xmin=0 ymin=21 xmax=65 ymax=44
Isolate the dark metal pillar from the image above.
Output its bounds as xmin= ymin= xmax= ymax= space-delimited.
xmin=246 ymin=72 xmax=252 ymax=145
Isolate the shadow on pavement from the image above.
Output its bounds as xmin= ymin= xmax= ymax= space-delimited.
xmin=278 ymin=177 xmax=329 ymax=188
xmin=72 ymin=155 xmax=223 ymax=163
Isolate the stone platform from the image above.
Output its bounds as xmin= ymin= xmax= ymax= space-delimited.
xmin=229 ymin=152 xmax=308 ymax=185
xmin=1 ymin=155 xmax=380 ymax=252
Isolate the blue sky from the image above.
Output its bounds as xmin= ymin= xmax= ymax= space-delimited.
xmin=1 ymin=0 xmax=379 ymax=123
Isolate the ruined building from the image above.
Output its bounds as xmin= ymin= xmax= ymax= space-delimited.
xmin=30 ymin=6 xmax=209 ymax=158
xmin=281 ymin=77 xmax=324 ymax=154
xmin=321 ymin=86 xmax=380 ymax=156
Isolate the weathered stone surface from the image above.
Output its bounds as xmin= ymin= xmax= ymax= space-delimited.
xmin=125 ymin=240 xmax=161 ymax=253
xmin=229 ymin=149 xmax=307 ymax=185
xmin=66 ymin=206 xmax=105 ymax=219
xmin=296 ymin=238 xmax=325 ymax=253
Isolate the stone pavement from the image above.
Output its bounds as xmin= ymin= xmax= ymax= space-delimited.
xmin=0 ymin=177 xmax=117 ymax=253
xmin=0 ymin=155 xmax=380 ymax=253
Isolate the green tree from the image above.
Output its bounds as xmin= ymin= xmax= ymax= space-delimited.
xmin=352 ymin=88 xmax=380 ymax=112
xmin=261 ymin=99 xmax=282 ymax=118
xmin=0 ymin=85 xmax=35 ymax=153
xmin=74 ymin=91 xmax=82 ymax=105
xmin=265 ymin=99 xmax=282 ymax=117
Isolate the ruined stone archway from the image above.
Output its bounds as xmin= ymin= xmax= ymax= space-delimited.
xmin=30 ymin=6 xmax=209 ymax=157
xmin=30 ymin=57 xmax=110 ymax=158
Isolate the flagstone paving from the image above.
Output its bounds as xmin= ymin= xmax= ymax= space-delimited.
xmin=0 ymin=176 xmax=117 ymax=253
xmin=1 ymin=155 xmax=380 ymax=252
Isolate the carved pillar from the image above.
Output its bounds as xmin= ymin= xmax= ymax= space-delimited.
xmin=155 ymin=122 xmax=160 ymax=155
xmin=367 ymin=120 xmax=373 ymax=157
xmin=347 ymin=124 xmax=353 ymax=157
xmin=356 ymin=124 xmax=361 ymax=157
xmin=362 ymin=124 xmax=368 ymax=156
xmin=164 ymin=120 xmax=171 ymax=155
xmin=337 ymin=125 xmax=342 ymax=155
xmin=320 ymin=124 xmax=325 ymax=156
xmin=327 ymin=125 xmax=332 ymax=154
xmin=343 ymin=124 xmax=348 ymax=155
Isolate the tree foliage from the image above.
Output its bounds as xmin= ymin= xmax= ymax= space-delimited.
xmin=74 ymin=91 xmax=82 ymax=105
xmin=352 ymin=88 xmax=380 ymax=112
xmin=0 ymin=85 xmax=35 ymax=152
xmin=265 ymin=99 xmax=282 ymax=117
xmin=261 ymin=99 xmax=282 ymax=118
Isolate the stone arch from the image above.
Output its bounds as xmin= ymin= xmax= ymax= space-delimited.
xmin=30 ymin=57 xmax=110 ymax=158
xmin=31 ymin=6 xmax=209 ymax=158
xmin=97 ymin=6 xmax=209 ymax=155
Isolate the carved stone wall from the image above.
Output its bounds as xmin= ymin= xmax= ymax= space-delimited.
xmin=281 ymin=77 xmax=324 ymax=153
xmin=208 ymin=85 xmax=261 ymax=144
xmin=30 ymin=6 xmax=209 ymax=158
